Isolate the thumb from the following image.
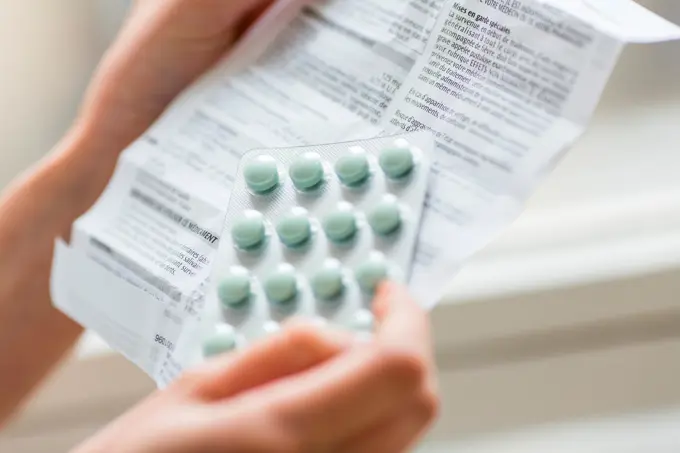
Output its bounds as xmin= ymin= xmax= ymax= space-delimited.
xmin=373 ymin=281 xmax=433 ymax=366
xmin=177 ymin=321 xmax=353 ymax=401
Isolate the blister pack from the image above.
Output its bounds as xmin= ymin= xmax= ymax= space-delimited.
xmin=196 ymin=131 xmax=433 ymax=359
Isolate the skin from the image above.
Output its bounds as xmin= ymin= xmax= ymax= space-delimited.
xmin=74 ymin=284 xmax=438 ymax=453
xmin=0 ymin=0 xmax=439 ymax=450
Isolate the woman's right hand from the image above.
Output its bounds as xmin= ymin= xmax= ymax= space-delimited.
xmin=73 ymin=283 xmax=439 ymax=453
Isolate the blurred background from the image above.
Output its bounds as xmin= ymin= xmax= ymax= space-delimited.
xmin=1 ymin=0 xmax=680 ymax=451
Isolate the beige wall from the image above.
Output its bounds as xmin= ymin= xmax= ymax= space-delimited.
xmin=0 ymin=1 xmax=100 ymax=187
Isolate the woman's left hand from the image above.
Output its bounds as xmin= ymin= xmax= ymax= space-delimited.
xmin=79 ymin=0 xmax=275 ymax=156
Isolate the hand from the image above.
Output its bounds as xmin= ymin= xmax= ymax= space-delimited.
xmin=73 ymin=283 xmax=439 ymax=453
xmin=60 ymin=0 xmax=278 ymax=211
xmin=0 ymin=0 xmax=293 ymax=424
xmin=80 ymin=0 xmax=274 ymax=153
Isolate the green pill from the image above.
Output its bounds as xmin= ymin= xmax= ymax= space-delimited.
xmin=290 ymin=152 xmax=325 ymax=191
xmin=276 ymin=209 xmax=312 ymax=248
xmin=323 ymin=204 xmax=358 ymax=243
xmin=264 ymin=265 xmax=298 ymax=305
xmin=203 ymin=326 xmax=237 ymax=357
xmin=335 ymin=151 xmax=370 ymax=187
xmin=355 ymin=255 xmax=389 ymax=294
xmin=379 ymin=145 xmax=415 ymax=179
xmin=231 ymin=211 xmax=267 ymax=250
xmin=217 ymin=268 xmax=251 ymax=308
xmin=368 ymin=197 xmax=402 ymax=236
xmin=349 ymin=310 xmax=375 ymax=332
xmin=311 ymin=261 xmax=345 ymax=300
xmin=244 ymin=155 xmax=280 ymax=194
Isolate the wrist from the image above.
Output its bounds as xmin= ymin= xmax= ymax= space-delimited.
xmin=60 ymin=113 xmax=126 ymax=168
xmin=11 ymin=118 xmax=124 ymax=240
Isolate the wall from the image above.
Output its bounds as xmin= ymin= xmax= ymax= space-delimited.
xmin=1 ymin=0 xmax=680 ymax=451
xmin=0 ymin=1 xmax=103 ymax=187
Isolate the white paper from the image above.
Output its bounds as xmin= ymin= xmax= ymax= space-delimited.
xmin=51 ymin=0 xmax=680 ymax=384
xmin=546 ymin=0 xmax=680 ymax=42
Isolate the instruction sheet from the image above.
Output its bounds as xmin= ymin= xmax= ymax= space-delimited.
xmin=51 ymin=0 xmax=680 ymax=384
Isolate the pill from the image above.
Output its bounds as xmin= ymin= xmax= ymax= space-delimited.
xmin=244 ymin=155 xmax=280 ymax=194
xmin=231 ymin=211 xmax=267 ymax=250
xmin=276 ymin=208 xmax=312 ymax=248
xmin=349 ymin=310 xmax=375 ymax=332
xmin=263 ymin=321 xmax=281 ymax=336
xmin=379 ymin=145 xmax=415 ymax=179
xmin=290 ymin=152 xmax=325 ymax=191
xmin=355 ymin=254 xmax=389 ymax=294
xmin=203 ymin=326 xmax=237 ymax=357
xmin=368 ymin=197 xmax=402 ymax=236
xmin=311 ymin=261 xmax=345 ymax=300
xmin=217 ymin=268 xmax=251 ymax=308
xmin=264 ymin=265 xmax=298 ymax=305
xmin=323 ymin=204 xmax=358 ymax=243
xmin=335 ymin=151 xmax=370 ymax=187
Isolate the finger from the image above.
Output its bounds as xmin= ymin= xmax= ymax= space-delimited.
xmin=134 ymin=0 xmax=275 ymax=34
xmin=233 ymin=341 xmax=424 ymax=449
xmin=334 ymin=392 xmax=440 ymax=453
xmin=177 ymin=321 xmax=353 ymax=401
xmin=84 ymin=0 xmax=277 ymax=154
xmin=375 ymin=281 xmax=437 ymax=390
xmin=374 ymin=282 xmax=431 ymax=355
xmin=231 ymin=0 xmax=279 ymax=42
xmin=228 ymin=283 xmax=432 ymax=447
xmin=207 ymin=284 xmax=432 ymax=449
